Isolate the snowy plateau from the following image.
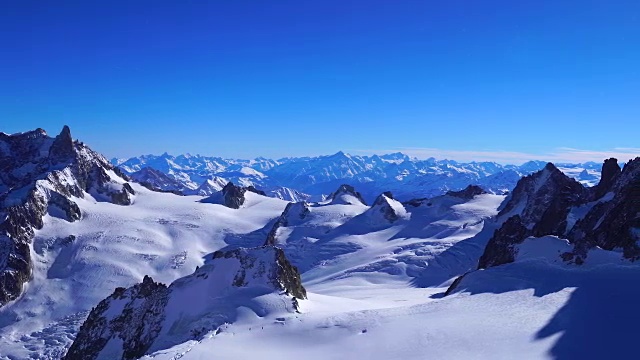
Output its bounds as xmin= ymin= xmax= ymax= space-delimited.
xmin=0 ymin=126 xmax=639 ymax=360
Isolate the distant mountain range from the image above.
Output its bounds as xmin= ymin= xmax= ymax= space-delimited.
xmin=112 ymin=152 xmax=603 ymax=202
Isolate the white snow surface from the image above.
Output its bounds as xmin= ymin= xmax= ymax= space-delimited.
xmin=0 ymin=185 xmax=288 ymax=360
xmin=1 ymin=180 xmax=635 ymax=360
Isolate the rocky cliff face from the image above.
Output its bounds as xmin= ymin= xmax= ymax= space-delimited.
xmin=65 ymin=246 xmax=306 ymax=360
xmin=477 ymin=158 xmax=640 ymax=269
xmin=568 ymin=158 xmax=640 ymax=260
xmin=0 ymin=126 xmax=135 ymax=306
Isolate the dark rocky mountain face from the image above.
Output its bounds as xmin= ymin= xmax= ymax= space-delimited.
xmin=0 ymin=127 xmax=135 ymax=306
xmin=64 ymin=246 xmax=306 ymax=360
xmin=478 ymin=158 xmax=640 ymax=270
xmin=568 ymin=158 xmax=640 ymax=260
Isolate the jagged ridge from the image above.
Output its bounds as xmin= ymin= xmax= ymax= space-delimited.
xmin=0 ymin=126 xmax=135 ymax=305
xmin=478 ymin=158 xmax=640 ymax=270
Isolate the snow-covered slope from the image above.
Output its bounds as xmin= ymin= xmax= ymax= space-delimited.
xmin=64 ymin=246 xmax=306 ymax=360
xmin=0 ymin=183 xmax=288 ymax=359
xmin=114 ymin=152 xmax=603 ymax=202
xmin=130 ymin=160 xmax=639 ymax=360
xmin=55 ymin=183 xmax=505 ymax=360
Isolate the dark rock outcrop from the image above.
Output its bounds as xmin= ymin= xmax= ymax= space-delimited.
xmin=49 ymin=192 xmax=82 ymax=221
xmin=446 ymin=185 xmax=486 ymax=200
xmin=592 ymin=157 xmax=621 ymax=199
xmin=66 ymin=246 xmax=306 ymax=360
xmin=478 ymin=215 xmax=531 ymax=268
xmin=110 ymin=182 xmax=135 ymax=205
xmin=222 ymin=182 xmax=246 ymax=209
xmin=202 ymin=182 xmax=268 ymax=209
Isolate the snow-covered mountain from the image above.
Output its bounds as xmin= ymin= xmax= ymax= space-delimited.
xmin=0 ymin=126 xmax=136 ymax=305
xmin=113 ymin=152 xmax=603 ymax=202
xmin=3 ymin=126 xmax=639 ymax=360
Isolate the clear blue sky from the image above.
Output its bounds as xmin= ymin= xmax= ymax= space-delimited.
xmin=1 ymin=1 xmax=639 ymax=163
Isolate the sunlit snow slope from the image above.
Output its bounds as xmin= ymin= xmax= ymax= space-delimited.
xmin=0 ymin=187 xmax=287 ymax=359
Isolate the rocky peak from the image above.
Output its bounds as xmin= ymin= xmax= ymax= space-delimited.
xmin=446 ymin=185 xmax=486 ymax=200
xmin=474 ymin=163 xmax=588 ymax=272
xmin=0 ymin=126 xmax=135 ymax=306
xmin=474 ymin=157 xmax=640 ymax=276
xmin=65 ymin=246 xmax=306 ymax=360
xmin=593 ymin=158 xmax=621 ymax=198
xmin=264 ymin=201 xmax=311 ymax=245
xmin=48 ymin=125 xmax=75 ymax=162
xmin=565 ymin=157 xmax=640 ymax=260
xmin=369 ymin=191 xmax=407 ymax=223
xmin=497 ymin=162 xmax=587 ymax=229
xmin=201 ymin=182 xmax=267 ymax=209
xmin=329 ymin=184 xmax=367 ymax=205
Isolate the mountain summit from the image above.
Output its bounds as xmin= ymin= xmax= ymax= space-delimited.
xmin=0 ymin=126 xmax=135 ymax=305
xmin=477 ymin=157 xmax=639 ymax=269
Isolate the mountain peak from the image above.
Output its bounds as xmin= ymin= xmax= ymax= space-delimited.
xmin=329 ymin=184 xmax=367 ymax=206
xmin=48 ymin=125 xmax=75 ymax=162
xmin=542 ymin=162 xmax=561 ymax=174
xmin=368 ymin=191 xmax=407 ymax=223
xmin=594 ymin=157 xmax=621 ymax=198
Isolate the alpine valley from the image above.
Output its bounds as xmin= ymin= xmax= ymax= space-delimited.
xmin=1 ymin=126 xmax=638 ymax=360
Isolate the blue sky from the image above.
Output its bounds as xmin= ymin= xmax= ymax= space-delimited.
xmin=1 ymin=1 xmax=639 ymax=163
